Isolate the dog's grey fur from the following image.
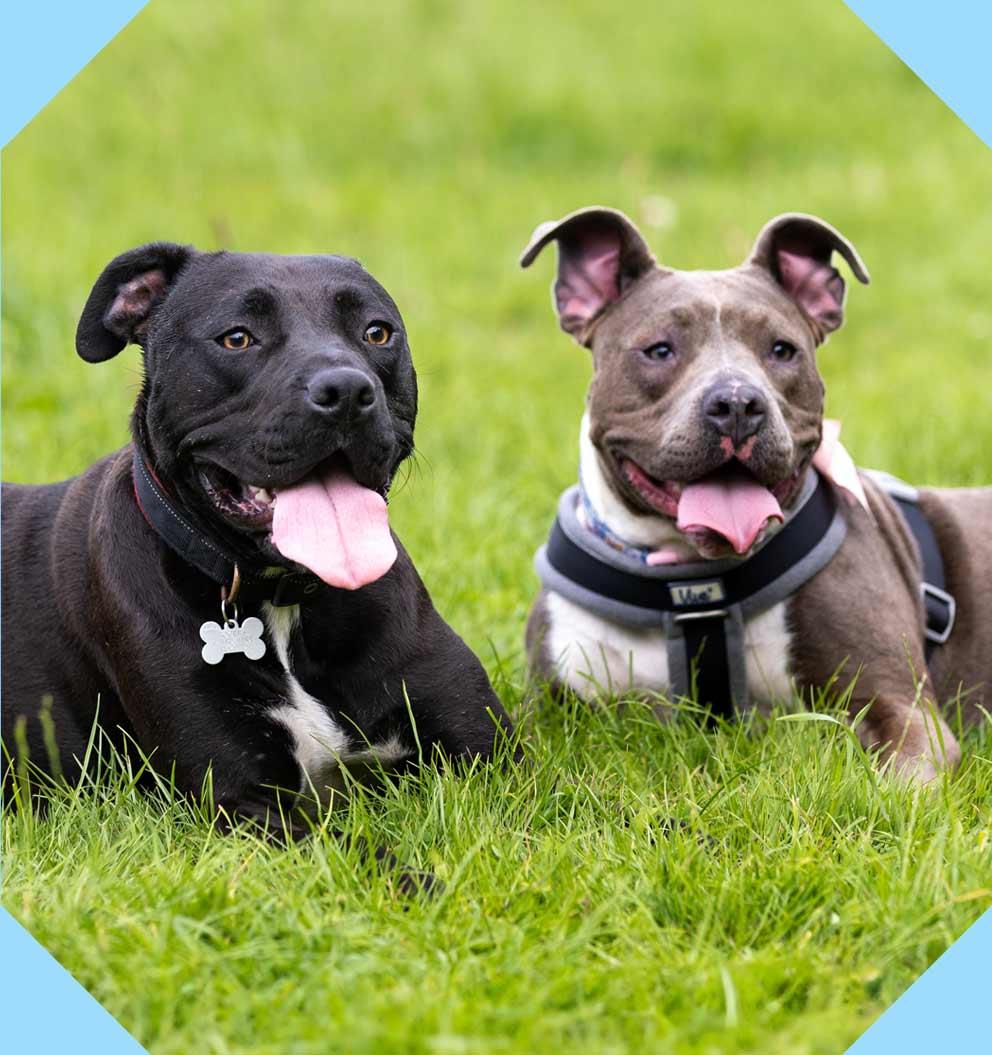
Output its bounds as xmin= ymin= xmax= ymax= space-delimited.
xmin=522 ymin=207 xmax=990 ymax=780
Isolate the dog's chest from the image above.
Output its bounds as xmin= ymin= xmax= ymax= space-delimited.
xmin=261 ymin=604 xmax=409 ymax=792
xmin=543 ymin=590 xmax=794 ymax=704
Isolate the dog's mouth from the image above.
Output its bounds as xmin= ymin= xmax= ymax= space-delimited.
xmin=196 ymin=455 xmax=397 ymax=590
xmin=617 ymin=455 xmax=803 ymax=558
xmin=198 ymin=463 xmax=277 ymax=528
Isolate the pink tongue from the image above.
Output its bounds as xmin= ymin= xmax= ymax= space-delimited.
xmin=271 ymin=464 xmax=397 ymax=589
xmin=676 ymin=468 xmax=783 ymax=555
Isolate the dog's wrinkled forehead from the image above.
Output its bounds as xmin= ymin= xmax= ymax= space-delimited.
xmin=164 ymin=252 xmax=403 ymax=333
xmin=593 ymin=267 xmax=813 ymax=356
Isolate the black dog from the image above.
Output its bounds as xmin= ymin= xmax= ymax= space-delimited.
xmin=2 ymin=244 xmax=513 ymax=832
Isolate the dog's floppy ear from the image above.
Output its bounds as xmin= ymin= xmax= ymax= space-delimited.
xmin=748 ymin=214 xmax=869 ymax=340
xmin=76 ymin=242 xmax=194 ymax=362
xmin=520 ymin=207 xmax=656 ymax=345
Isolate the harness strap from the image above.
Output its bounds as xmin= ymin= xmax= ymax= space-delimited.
xmin=893 ymin=499 xmax=955 ymax=660
xmin=537 ymin=471 xmax=845 ymax=716
xmin=545 ymin=475 xmax=838 ymax=618
xmin=867 ymin=472 xmax=956 ymax=660
xmin=676 ymin=610 xmax=733 ymax=718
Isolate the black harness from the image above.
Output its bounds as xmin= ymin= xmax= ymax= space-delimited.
xmin=880 ymin=477 xmax=956 ymax=661
xmin=131 ymin=450 xmax=323 ymax=608
xmin=536 ymin=470 xmax=954 ymax=715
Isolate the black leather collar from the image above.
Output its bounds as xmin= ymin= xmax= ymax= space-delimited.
xmin=130 ymin=449 xmax=323 ymax=608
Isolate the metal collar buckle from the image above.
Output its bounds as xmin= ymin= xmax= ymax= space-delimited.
xmin=270 ymin=575 xmax=321 ymax=607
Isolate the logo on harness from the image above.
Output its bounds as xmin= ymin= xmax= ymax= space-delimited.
xmin=669 ymin=580 xmax=726 ymax=607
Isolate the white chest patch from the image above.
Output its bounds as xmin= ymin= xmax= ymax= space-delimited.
xmin=548 ymin=416 xmax=797 ymax=707
xmin=261 ymin=604 xmax=409 ymax=794
xmin=544 ymin=591 xmax=794 ymax=706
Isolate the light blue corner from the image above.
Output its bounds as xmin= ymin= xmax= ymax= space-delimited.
xmin=0 ymin=2 xmax=990 ymax=1054
xmin=0 ymin=909 xmax=148 ymax=1053
xmin=0 ymin=0 xmax=150 ymax=147
xmin=2 ymin=3 xmax=152 ymax=1048
xmin=845 ymin=1 xmax=992 ymax=149
xmin=845 ymin=909 xmax=990 ymax=1053
xmin=832 ymin=10 xmax=992 ymax=1047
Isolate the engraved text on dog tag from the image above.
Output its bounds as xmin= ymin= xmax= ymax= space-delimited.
xmin=199 ymin=616 xmax=267 ymax=665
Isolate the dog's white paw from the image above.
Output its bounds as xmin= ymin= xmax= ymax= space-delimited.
xmin=889 ymin=753 xmax=942 ymax=786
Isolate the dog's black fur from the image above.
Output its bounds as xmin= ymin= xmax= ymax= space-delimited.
xmin=2 ymin=244 xmax=513 ymax=831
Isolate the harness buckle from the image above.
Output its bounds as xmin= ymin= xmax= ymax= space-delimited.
xmin=673 ymin=608 xmax=728 ymax=625
xmin=921 ymin=582 xmax=955 ymax=645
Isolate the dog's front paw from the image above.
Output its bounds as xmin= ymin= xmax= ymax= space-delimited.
xmin=859 ymin=701 xmax=961 ymax=786
xmin=889 ymin=752 xmax=943 ymax=786
xmin=373 ymin=845 xmax=443 ymax=900
xmin=394 ymin=868 xmax=443 ymax=900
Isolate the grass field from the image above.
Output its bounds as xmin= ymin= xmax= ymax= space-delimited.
xmin=2 ymin=1 xmax=991 ymax=1053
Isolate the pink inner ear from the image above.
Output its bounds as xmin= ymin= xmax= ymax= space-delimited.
xmin=105 ymin=269 xmax=168 ymax=338
xmin=777 ymin=249 xmax=845 ymax=331
xmin=555 ymin=228 xmax=622 ymax=334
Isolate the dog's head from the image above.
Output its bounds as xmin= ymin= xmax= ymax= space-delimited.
xmin=521 ymin=207 xmax=869 ymax=559
xmin=77 ymin=244 xmax=417 ymax=586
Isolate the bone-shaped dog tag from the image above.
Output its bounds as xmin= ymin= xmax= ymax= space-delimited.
xmin=199 ymin=616 xmax=267 ymax=665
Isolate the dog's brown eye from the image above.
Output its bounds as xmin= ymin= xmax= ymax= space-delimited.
xmin=364 ymin=322 xmax=393 ymax=346
xmin=771 ymin=340 xmax=798 ymax=363
xmin=218 ymin=329 xmax=254 ymax=351
xmin=643 ymin=341 xmax=674 ymax=362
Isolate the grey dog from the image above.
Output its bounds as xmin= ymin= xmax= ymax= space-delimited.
xmin=522 ymin=206 xmax=990 ymax=781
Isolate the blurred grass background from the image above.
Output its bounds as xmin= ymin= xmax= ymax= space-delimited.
xmin=2 ymin=2 xmax=990 ymax=1053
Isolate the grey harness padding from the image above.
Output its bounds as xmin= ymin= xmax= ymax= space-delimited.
xmin=535 ymin=470 xmax=847 ymax=709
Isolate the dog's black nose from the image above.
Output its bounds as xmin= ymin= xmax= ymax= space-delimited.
xmin=307 ymin=367 xmax=376 ymax=416
xmin=703 ymin=381 xmax=767 ymax=445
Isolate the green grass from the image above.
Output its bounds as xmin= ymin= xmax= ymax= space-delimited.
xmin=2 ymin=1 xmax=991 ymax=1052
xmin=5 ymin=703 xmax=991 ymax=1055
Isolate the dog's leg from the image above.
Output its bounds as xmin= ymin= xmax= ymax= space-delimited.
xmin=850 ymin=689 xmax=961 ymax=783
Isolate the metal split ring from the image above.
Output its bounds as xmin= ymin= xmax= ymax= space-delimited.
xmin=220 ymin=564 xmax=242 ymax=626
